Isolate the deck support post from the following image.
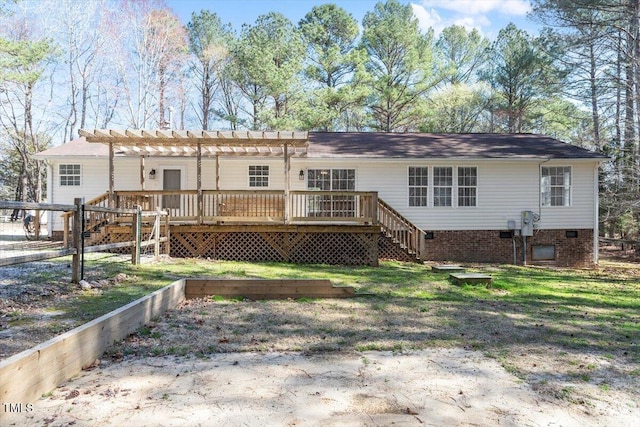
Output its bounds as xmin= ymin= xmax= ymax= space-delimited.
xmin=164 ymin=210 xmax=171 ymax=255
xmin=108 ymin=142 xmax=114 ymax=208
xmin=71 ymin=198 xmax=82 ymax=284
xmin=131 ymin=205 xmax=141 ymax=265
xmin=197 ymin=142 xmax=202 ymax=224
xmin=284 ymin=143 xmax=290 ymax=224
xmin=140 ymin=156 xmax=145 ymax=190
xmin=154 ymin=208 xmax=161 ymax=259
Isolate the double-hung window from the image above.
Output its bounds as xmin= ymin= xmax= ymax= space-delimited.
xmin=457 ymin=167 xmax=477 ymax=207
xmin=408 ymin=167 xmax=429 ymax=207
xmin=408 ymin=166 xmax=477 ymax=207
xmin=249 ymin=165 xmax=269 ymax=187
xmin=433 ymin=167 xmax=453 ymax=207
xmin=541 ymin=166 xmax=571 ymax=206
xmin=59 ymin=164 xmax=81 ymax=186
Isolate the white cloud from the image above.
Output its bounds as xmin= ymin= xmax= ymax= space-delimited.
xmin=411 ymin=4 xmax=443 ymax=33
xmin=412 ymin=3 xmax=489 ymax=35
xmin=419 ymin=0 xmax=531 ymax=16
xmin=452 ymin=15 xmax=491 ymax=30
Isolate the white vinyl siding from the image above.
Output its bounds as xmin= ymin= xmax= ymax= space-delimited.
xmin=347 ymin=160 xmax=596 ymax=231
xmin=47 ymin=156 xmax=598 ymax=234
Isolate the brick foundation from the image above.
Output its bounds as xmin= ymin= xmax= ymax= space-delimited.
xmin=421 ymin=229 xmax=594 ymax=268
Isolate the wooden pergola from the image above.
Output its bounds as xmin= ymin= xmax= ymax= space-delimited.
xmin=78 ymin=129 xmax=309 ymax=222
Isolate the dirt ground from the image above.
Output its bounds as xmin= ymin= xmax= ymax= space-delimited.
xmin=1 ymin=248 xmax=639 ymax=426
xmin=6 ymin=349 xmax=638 ymax=427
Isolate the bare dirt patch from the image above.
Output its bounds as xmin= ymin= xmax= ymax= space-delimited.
xmin=7 ymin=350 xmax=638 ymax=426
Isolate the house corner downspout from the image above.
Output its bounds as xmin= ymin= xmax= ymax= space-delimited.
xmin=46 ymin=161 xmax=53 ymax=233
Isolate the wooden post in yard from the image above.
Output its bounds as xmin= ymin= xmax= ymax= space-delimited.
xmin=71 ymin=198 xmax=82 ymax=283
xmin=131 ymin=205 xmax=141 ymax=265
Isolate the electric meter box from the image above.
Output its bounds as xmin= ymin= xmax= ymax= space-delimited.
xmin=521 ymin=211 xmax=534 ymax=236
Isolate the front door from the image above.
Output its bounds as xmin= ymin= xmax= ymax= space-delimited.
xmin=162 ymin=169 xmax=181 ymax=210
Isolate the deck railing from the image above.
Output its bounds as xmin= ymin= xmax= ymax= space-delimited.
xmin=111 ymin=190 xmax=378 ymax=225
xmin=65 ymin=190 xmax=425 ymax=261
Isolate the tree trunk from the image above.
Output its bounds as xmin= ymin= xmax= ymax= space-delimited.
xmin=588 ymin=42 xmax=601 ymax=148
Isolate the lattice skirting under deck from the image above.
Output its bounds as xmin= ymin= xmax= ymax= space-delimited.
xmin=66 ymin=225 xmax=387 ymax=266
xmin=170 ymin=229 xmax=379 ymax=266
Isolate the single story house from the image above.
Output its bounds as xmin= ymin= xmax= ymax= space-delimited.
xmin=35 ymin=130 xmax=608 ymax=267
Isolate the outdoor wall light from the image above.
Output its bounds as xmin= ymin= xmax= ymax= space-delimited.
xmin=299 ymin=169 xmax=305 ymax=180
xmin=149 ymin=169 xmax=156 ymax=179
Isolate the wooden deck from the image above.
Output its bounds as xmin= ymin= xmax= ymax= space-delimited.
xmin=61 ymin=189 xmax=426 ymax=265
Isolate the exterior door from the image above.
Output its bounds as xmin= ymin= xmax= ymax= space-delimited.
xmin=162 ymin=169 xmax=181 ymax=210
xmin=307 ymin=168 xmax=356 ymax=217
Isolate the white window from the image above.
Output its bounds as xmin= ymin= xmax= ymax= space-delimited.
xmin=59 ymin=164 xmax=81 ymax=186
xmin=307 ymin=169 xmax=355 ymax=191
xmin=458 ymin=167 xmax=477 ymax=207
xmin=541 ymin=166 xmax=571 ymax=207
xmin=433 ymin=167 xmax=453 ymax=207
xmin=408 ymin=167 xmax=428 ymax=207
xmin=307 ymin=169 xmax=355 ymax=217
xmin=249 ymin=165 xmax=269 ymax=187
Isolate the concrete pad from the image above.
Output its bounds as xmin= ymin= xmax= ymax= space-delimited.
xmin=450 ymin=273 xmax=493 ymax=285
xmin=431 ymin=265 xmax=466 ymax=273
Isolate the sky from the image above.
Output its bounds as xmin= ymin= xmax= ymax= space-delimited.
xmin=165 ymin=0 xmax=540 ymax=40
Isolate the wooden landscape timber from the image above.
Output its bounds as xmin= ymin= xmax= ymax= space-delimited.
xmin=0 ymin=279 xmax=186 ymax=406
xmin=0 ymin=277 xmax=353 ymax=406
xmin=184 ymin=278 xmax=356 ymax=300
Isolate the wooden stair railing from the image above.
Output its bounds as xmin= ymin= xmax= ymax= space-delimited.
xmin=377 ymin=198 xmax=424 ymax=261
xmin=62 ymin=192 xmax=123 ymax=247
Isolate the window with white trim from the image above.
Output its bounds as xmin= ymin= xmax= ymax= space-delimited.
xmin=248 ymin=165 xmax=269 ymax=187
xmin=457 ymin=167 xmax=477 ymax=207
xmin=307 ymin=168 xmax=356 ymax=217
xmin=59 ymin=164 xmax=81 ymax=186
xmin=541 ymin=166 xmax=571 ymax=206
xmin=408 ymin=167 xmax=428 ymax=207
xmin=433 ymin=167 xmax=453 ymax=207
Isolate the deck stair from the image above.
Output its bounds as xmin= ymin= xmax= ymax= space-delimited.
xmin=377 ymin=198 xmax=424 ymax=262
xmin=184 ymin=278 xmax=357 ymax=300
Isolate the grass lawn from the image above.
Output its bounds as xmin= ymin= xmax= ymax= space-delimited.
xmin=115 ymin=257 xmax=640 ymax=358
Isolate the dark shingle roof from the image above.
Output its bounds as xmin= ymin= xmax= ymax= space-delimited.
xmin=35 ymin=132 xmax=608 ymax=160
xmin=307 ymin=133 xmax=607 ymax=159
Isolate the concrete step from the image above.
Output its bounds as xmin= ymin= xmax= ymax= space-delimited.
xmin=450 ymin=273 xmax=493 ymax=286
xmin=431 ymin=264 xmax=466 ymax=273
